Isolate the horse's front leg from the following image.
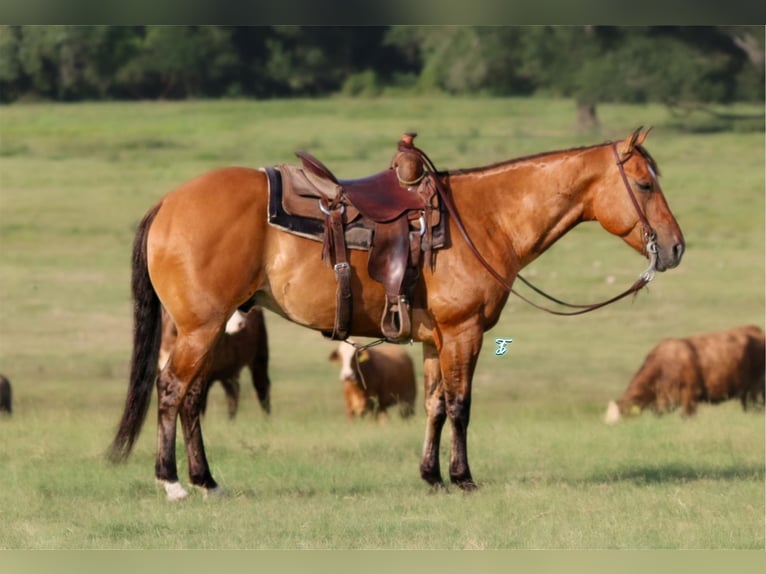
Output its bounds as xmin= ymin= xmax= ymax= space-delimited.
xmin=440 ymin=325 xmax=483 ymax=491
xmin=420 ymin=341 xmax=447 ymax=488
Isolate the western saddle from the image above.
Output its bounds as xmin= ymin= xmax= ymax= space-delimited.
xmin=264 ymin=133 xmax=448 ymax=342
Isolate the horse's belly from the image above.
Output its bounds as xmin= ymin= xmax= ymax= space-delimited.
xmin=259 ymin=233 xmax=388 ymax=337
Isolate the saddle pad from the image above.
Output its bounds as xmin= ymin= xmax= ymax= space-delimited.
xmin=265 ymin=167 xmax=373 ymax=250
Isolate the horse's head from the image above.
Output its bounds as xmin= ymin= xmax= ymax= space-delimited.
xmin=592 ymin=128 xmax=685 ymax=273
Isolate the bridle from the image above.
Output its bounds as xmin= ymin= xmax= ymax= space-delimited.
xmin=408 ymin=139 xmax=660 ymax=316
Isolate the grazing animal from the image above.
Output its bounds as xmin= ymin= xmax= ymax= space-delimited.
xmin=605 ymin=325 xmax=765 ymax=423
xmin=0 ymin=374 xmax=11 ymax=415
xmin=159 ymin=305 xmax=271 ymax=419
xmin=110 ymin=129 xmax=684 ymax=500
xmin=329 ymin=341 xmax=416 ymax=420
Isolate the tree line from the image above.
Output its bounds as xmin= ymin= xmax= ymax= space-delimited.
xmin=0 ymin=26 xmax=762 ymax=113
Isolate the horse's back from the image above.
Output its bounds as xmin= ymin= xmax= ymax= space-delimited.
xmin=159 ymin=167 xmax=269 ymax=227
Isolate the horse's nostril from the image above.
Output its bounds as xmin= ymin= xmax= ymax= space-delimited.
xmin=673 ymin=242 xmax=685 ymax=262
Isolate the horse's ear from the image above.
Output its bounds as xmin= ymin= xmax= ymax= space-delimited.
xmin=618 ymin=126 xmax=647 ymax=158
xmin=634 ymin=126 xmax=652 ymax=147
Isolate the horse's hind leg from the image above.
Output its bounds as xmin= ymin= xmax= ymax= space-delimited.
xmin=249 ymin=359 xmax=271 ymax=415
xmin=219 ymin=377 xmax=241 ymax=419
xmin=249 ymin=315 xmax=271 ymax=415
xmin=155 ymin=366 xmax=188 ymax=500
xmin=180 ymin=373 xmax=222 ymax=494
xmin=199 ymin=378 xmax=214 ymax=416
xmin=420 ymin=342 xmax=446 ymax=488
xmin=155 ymin=325 xmax=221 ymax=500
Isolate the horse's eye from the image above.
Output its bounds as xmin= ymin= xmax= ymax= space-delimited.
xmin=636 ymin=181 xmax=653 ymax=192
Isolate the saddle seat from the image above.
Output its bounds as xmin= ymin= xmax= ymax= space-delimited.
xmin=266 ymin=133 xmax=446 ymax=342
xmin=296 ymin=150 xmax=427 ymax=223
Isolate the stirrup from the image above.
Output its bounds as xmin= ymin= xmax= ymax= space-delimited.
xmin=380 ymin=295 xmax=411 ymax=341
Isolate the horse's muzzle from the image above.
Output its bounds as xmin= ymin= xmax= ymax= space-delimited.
xmin=656 ymin=240 xmax=685 ymax=271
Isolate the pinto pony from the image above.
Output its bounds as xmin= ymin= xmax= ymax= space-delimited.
xmin=329 ymin=341 xmax=417 ymax=420
xmin=110 ymin=129 xmax=684 ymax=500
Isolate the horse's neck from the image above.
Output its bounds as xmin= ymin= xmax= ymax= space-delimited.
xmin=450 ymin=147 xmax=601 ymax=268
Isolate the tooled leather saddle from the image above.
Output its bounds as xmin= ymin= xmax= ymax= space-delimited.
xmin=264 ymin=133 xmax=449 ymax=342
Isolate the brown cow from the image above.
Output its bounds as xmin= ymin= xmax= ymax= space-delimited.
xmin=0 ymin=374 xmax=11 ymax=415
xmin=605 ymin=325 xmax=765 ymax=423
xmin=160 ymin=306 xmax=271 ymax=418
xmin=329 ymin=341 xmax=416 ymax=421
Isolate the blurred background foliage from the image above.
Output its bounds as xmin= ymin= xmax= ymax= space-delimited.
xmin=0 ymin=26 xmax=763 ymax=130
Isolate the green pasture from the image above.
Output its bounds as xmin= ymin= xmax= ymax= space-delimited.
xmin=0 ymin=97 xmax=763 ymax=549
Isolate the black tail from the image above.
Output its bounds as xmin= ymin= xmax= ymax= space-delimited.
xmin=109 ymin=203 xmax=163 ymax=463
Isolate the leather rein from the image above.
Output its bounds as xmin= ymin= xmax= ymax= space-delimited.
xmin=406 ymin=141 xmax=659 ymax=316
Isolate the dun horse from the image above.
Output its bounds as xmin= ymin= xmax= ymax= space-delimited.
xmin=110 ymin=129 xmax=684 ymax=500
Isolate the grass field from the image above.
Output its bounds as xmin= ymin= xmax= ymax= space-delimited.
xmin=0 ymin=96 xmax=763 ymax=549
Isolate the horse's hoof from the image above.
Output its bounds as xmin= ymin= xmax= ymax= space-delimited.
xmin=428 ymin=482 xmax=447 ymax=494
xmin=420 ymin=467 xmax=443 ymax=489
xmin=202 ymin=485 xmax=225 ymax=499
xmin=160 ymin=480 xmax=190 ymax=501
xmin=455 ymin=479 xmax=478 ymax=492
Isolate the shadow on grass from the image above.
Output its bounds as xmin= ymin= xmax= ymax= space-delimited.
xmin=587 ymin=463 xmax=765 ymax=485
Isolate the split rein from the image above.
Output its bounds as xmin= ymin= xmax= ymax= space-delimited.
xmin=407 ymin=141 xmax=659 ymax=317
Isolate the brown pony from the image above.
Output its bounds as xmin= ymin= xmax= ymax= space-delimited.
xmin=605 ymin=325 xmax=765 ymax=421
xmin=110 ymin=128 xmax=684 ymax=500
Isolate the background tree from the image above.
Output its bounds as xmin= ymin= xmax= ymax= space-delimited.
xmin=516 ymin=26 xmax=764 ymax=131
xmin=383 ymin=26 xmax=532 ymax=95
xmin=261 ymin=26 xmax=396 ymax=96
xmin=0 ymin=25 xmax=23 ymax=102
xmin=515 ymin=26 xmax=611 ymax=130
xmin=113 ymin=26 xmax=239 ymax=99
xmin=1 ymin=26 xmax=130 ymax=101
xmin=0 ymin=25 xmax=762 ymax=121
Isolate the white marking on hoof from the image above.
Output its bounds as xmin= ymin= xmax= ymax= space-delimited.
xmin=160 ymin=480 xmax=190 ymax=501
xmin=604 ymin=401 xmax=621 ymax=424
